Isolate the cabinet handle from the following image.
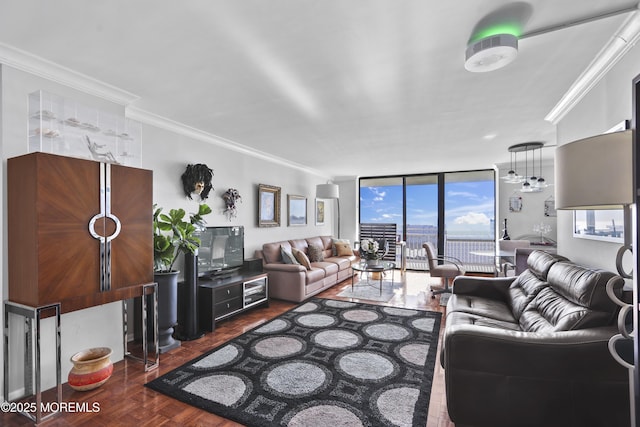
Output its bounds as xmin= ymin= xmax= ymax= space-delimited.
xmin=227 ymin=303 xmax=230 ymax=308
xmin=227 ymin=289 xmax=230 ymax=295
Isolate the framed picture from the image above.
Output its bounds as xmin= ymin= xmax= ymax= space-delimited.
xmin=509 ymin=196 xmax=523 ymax=212
xmin=287 ymin=194 xmax=307 ymax=226
xmin=573 ymin=209 xmax=625 ymax=243
xmin=258 ymin=184 xmax=281 ymax=227
xmin=315 ymin=199 xmax=325 ymax=225
xmin=544 ymin=198 xmax=556 ymax=217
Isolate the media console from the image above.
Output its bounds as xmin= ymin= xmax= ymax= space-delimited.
xmin=198 ymin=269 xmax=268 ymax=332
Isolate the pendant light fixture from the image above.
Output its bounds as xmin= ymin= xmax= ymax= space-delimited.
xmin=504 ymin=142 xmax=545 ymax=192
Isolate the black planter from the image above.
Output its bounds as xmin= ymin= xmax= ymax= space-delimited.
xmin=154 ymin=271 xmax=181 ymax=353
xmin=175 ymin=252 xmax=204 ymax=340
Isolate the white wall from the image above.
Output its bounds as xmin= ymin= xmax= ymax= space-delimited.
xmin=1 ymin=65 xmax=335 ymax=396
xmin=555 ymin=40 xmax=640 ymax=272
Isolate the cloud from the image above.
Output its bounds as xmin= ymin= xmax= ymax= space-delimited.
xmin=368 ymin=187 xmax=386 ymax=202
xmin=448 ymin=191 xmax=478 ymax=198
xmin=454 ymin=212 xmax=491 ymax=225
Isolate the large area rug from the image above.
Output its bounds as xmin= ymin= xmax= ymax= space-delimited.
xmin=146 ymin=298 xmax=442 ymax=426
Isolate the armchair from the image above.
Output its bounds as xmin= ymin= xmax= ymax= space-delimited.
xmin=423 ymin=242 xmax=465 ymax=297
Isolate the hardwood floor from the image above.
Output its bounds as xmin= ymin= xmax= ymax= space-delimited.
xmin=1 ymin=271 xmax=455 ymax=426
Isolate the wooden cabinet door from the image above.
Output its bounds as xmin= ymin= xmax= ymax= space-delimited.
xmin=9 ymin=153 xmax=102 ymax=306
xmin=109 ymin=164 xmax=153 ymax=291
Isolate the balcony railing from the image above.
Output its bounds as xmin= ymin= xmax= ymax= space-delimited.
xmin=405 ymin=235 xmax=495 ymax=273
xmin=360 ymin=224 xmax=496 ymax=273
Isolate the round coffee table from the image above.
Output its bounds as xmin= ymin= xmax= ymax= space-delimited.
xmin=351 ymin=260 xmax=396 ymax=295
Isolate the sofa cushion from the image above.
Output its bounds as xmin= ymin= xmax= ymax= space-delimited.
xmin=305 ymin=267 xmax=325 ymax=284
xmin=325 ymin=256 xmax=355 ymax=271
xmin=519 ymin=288 xmax=602 ymax=332
xmin=447 ymin=294 xmax=518 ymax=324
xmin=307 ymin=236 xmax=334 ymax=260
xmin=507 ymin=269 xmax=549 ymax=319
xmin=447 ymin=311 xmax=520 ymax=331
xmin=519 ymin=263 xmax=624 ymax=332
xmin=292 ymin=248 xmax=312 ymax=270
xmin=527 ymin=250 xmax=569 ymax=280
xmin=289 ymin=238 xmax=309 ymax=253
xmin=263 ymin=241 xmax=291 ymax=264
xmin=307 ymin=244 xmax=324 ymax=262
xmin=547 ymin=262 xmax=622 ymax=313
xmin=312 ymin=261 xmax=339 ymax=276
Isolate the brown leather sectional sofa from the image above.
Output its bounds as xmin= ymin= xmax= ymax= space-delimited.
xmin=255 ymin=236 xmax=356 ymax=302
xmin=442 ymin=250 xmax=630 ymax=427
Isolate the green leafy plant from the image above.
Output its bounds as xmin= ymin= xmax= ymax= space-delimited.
xmin=153 ymin=203 xmax=212 ymax=272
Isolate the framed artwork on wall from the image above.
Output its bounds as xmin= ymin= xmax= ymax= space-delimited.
xmin=315 ymin=199 xmax=325 ymax=225
xmin=509 ymin=196 xmax=523 ymax=212
xmin=573 ymin=209 xmax=625 ymax=243
xmin=258 ymin=184 xmax=281 ymax=227
xmin=288 ymin=194 xmax=307 ymax=226
xmin=544 ymin=197 xmax=556 ymax=217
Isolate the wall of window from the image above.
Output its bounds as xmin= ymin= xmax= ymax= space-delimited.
xmin=359 ymin=170 xmax=495 ymax=272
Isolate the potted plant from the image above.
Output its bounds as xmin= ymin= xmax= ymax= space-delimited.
xmin=152 ymin=203 xmax=211 ymax=352
xmin=153 ymin=203 xmax=212 ymax=273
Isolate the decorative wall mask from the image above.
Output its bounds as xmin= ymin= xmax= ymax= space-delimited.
xmin=223 ymin=188 xmax=242 ymax=221
xmin=181 ymin=164 xmax=213 ymax=200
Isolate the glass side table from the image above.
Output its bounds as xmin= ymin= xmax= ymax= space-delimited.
xmin=351 ymin=261 xmax=396 ymax=295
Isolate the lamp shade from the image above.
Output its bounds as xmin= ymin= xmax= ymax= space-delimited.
xmin=555 ymin=130 xmax=632 ymax=209
xmin=316 ymin=183 xmax=339 ymax=199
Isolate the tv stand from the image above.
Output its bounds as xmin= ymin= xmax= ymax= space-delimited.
xmin=198 ymin=269 xmax=268 ymax=332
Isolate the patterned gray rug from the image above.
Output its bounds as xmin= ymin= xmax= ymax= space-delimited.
xmin=146 ymin=298 xmax=442 ymax=426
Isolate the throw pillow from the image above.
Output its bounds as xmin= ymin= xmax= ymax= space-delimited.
xmin=307 ymin=244 xmax=324 ymax=262
xmin=292 ymin=247 xmax=312 ymax=270
xmin=332 ymin=238 xmax=351 ymax=256
xmin=334 ymin=242 xmax=354 ymax=257
xmin=280 ymin=246 xmax=299 ymax=265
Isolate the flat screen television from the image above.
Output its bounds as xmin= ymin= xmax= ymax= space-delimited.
xmin=195 ymin=226 xmax=244 ymax=277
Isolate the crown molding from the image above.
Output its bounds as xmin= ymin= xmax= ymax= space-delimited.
xmin=545 ymin=7 xmax=640 ymax=124
xmin=126 ymin=106 xmax=329 ymax=178
xmin=0 ymin=41 xmax=329 ymax=178
xmin=0 ymin=42 xmax=139 ymax=105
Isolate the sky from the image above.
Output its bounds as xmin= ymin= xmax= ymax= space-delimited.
xmin=360 ymin=179 xmax=495 ymax=237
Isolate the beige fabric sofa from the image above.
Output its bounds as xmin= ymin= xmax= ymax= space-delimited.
xmin=254 ymin=236 xmax=356 ymax=302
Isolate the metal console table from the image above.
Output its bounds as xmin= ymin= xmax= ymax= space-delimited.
xmin=3 ymin=283 xmax=159 ymax=424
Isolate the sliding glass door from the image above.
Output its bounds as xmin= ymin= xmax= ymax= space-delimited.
xmin=359 ymin=170 xmax=495 ymax=272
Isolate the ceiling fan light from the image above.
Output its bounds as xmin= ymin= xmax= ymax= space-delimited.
xmin=465 ymin=34 xmax=518 ymax=72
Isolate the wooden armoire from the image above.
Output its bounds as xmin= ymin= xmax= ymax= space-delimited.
xmin=8 ymin=152 xmax=154 ymax=313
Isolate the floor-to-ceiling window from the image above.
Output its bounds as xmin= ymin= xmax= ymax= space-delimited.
xmin=359 ymin=170 xmax=495 ymax=272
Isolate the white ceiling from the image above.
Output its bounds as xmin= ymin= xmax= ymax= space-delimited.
xmin=0 ymin=1 xmax=637 ymax=178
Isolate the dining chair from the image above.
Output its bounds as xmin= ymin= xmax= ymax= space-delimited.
xmin=423 ymin=242 xmax=465 ymax=297
xmin=498 ymin=239 xmax=530 ymax=276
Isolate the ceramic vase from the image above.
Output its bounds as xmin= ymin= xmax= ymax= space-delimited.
xmin=68 ymin=347 xmax=113 ymax=391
